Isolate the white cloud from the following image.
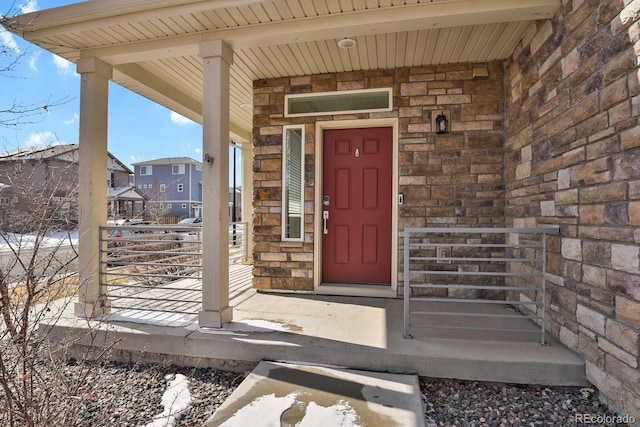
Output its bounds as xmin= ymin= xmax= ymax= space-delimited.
xmin=20 ymin=1 xmax=40 ymax=14
xmin=27 ymin=52 xmax=40 ymax=71
xmin=1 ymin=31 xmax=20 ymax=53
xmin=170 ymin=111 xmax=195 ymax=126
xmin=24 ymin=131 xmax=61 ymax=147
xmin=63 ymin=113 xmax=78 ymax=126
xmin=53 ymin=54 xmax=74 ymax=75
xmin=194 ymin=147 xmax=201 ymax=154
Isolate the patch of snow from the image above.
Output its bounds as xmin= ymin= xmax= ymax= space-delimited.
xmin=100 ymin=310 xmax=192 ymax=327
xmin=146 ymin=374 xmax=192 ymax=427
xmin=222 ymin=319 xmax=292 ymax=332
xmin=220 ymin=392 xmax=300 ymax=427
xmin=220 ymin=392 xmax=362 ymax=427
xmin=297 ymin=401 xmax=361 ymax=427
xmin=0 ymin=229 xmax=78 ymax=252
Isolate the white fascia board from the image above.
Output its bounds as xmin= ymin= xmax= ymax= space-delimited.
xmin=6 ymin=0 xmax=265 ymax=35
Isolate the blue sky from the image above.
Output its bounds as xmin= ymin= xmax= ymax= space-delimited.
xmin=1 ymin=0 xmax=240 ymax=175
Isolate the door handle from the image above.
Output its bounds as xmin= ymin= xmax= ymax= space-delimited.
xmin=323 ymin=211 xmax=329 ymax=234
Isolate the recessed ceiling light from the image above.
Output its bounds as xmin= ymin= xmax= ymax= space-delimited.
xmin=338 ymin=38 xmax=357 ymax=49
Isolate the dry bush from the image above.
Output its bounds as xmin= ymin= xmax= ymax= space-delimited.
xmin=0 ymin=150 xmax=116 ymax=426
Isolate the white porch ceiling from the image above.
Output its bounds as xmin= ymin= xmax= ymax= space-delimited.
xmin=4 ymin=0 xmax=560 ymax=142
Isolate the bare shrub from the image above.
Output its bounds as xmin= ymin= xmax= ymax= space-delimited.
xmin=0 ymin=149 xmax=115 ymax=426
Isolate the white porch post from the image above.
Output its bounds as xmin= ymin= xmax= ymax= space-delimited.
xmin=198 ymin=40 xmax=233 ymax=327
xmin=241 ymin=143 xmax=254 ymax=263
xmin=74 ymin=57 xmax=112 ymax=317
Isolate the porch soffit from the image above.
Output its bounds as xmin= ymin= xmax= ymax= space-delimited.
xmin=3 ymin=0 xmax=560 ymax=139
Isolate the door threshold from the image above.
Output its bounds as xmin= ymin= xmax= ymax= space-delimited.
xmin=317 ymin=282 xmax=397 ymax=298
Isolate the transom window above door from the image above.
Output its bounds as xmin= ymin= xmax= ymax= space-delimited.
xmin=285 ymin=88 xmax=392 ymax=117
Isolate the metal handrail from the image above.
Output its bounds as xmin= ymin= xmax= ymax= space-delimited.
xmin=403 ymin=226 xmax=558 ymax=345
xmin=98 ymin=221 xmax=248 ymax=315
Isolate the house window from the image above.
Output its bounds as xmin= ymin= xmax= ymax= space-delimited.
xmin=140 ymin=166 xmax=152 ymax=175
xmin=0 ymin=197 xmax=10 ymax=206
xmin=138 ymin=185 xmax=142 ymax=189
xmin=182 ymin=203 xmax=187 ymax=209
xmin=285 ymin=88 xmax=392 ymax=117
xmin=160 ymin=184 xmax=166 ymax=192
xmin=14 ymin=162 xmax=22 ymax=172
xmin=167 ymin=203 xmax=172 ymax=209
xmin=143 ymin=184 xmax=148 ymax=189
xmin=177 ymin=184 xmax=184 ymax=192
xmin=172 ymin=164 xmax=185 ymax=174
xmin=148 ymin=184 xmax=152 ymax=189
xmin=282 ymin=125 xmax=304 ymax=241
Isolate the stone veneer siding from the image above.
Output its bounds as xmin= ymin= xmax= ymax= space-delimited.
xmin=252 ymin=63 xmax=505 ymax=291
xmin=504 ymin=0 xmax=640 ymax=419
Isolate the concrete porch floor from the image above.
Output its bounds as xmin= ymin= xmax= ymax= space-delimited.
xmin=43 ymin=264 xmax=587 ymax=387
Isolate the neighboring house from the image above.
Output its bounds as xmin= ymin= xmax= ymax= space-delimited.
xmin=5 ymin=1 xmax=639 ymax=418
xmin=229 ymin=186 xmax=241 ymax=223
xmin=0 ymin=144 xmax=144 ymax=230
xmin=132 ymin=157 xmax=203 ymax=219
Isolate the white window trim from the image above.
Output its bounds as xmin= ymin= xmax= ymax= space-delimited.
xmin=160 ymin=184 xmax=166 ymax=192
xmin=281 ymin=125 xmax=305 ymax=242
xmin=172 ymin=164 xmax=185 ymax=175
xmin=285 ymin=87 xmax=393 ymax=118
xmin=177 ymin=183 xmax=184 ymax=192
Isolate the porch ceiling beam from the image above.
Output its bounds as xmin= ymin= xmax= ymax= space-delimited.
xmin=113 ymin=63 xmax=250 ymax=143
xmin=21 ymin=0 xmax=559 ymax=65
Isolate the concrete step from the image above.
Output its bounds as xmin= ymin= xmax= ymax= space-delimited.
xmin=204 ymin=361 xmax=426 ymax=427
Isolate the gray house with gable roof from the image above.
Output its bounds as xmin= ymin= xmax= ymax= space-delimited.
xmin=132 ymin=157 xmax=203 ymax=219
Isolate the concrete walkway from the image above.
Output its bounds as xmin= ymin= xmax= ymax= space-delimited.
xmin=204 ymin=361 xmax=425 ymax=427
xmin=43 ymin=264 xmax=587 ymax=387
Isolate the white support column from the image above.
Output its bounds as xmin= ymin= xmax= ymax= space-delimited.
xmin=198 ymin=40 xmax=233 ymax=328
xmin=74 ymin=57 xmax=112 ymax=317
xmin=241 ymin=142 xmax=254 ymax=263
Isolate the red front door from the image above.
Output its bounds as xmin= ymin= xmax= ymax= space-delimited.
xmin=322 ymin=127 xmax=392 ymax=285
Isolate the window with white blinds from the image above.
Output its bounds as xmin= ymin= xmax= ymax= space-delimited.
xmin=282 ymin=125 xmax=304 ymax=241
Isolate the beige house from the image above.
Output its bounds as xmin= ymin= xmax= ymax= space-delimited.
xmin=3 ymin=0 xmax=639 ymax=418
xmin=0 ymin=144 xmax=144 ymax=230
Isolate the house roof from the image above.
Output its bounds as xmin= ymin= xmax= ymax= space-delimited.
xmin=0 ymin=144 xmax=134 ymax=174
xmin=108 ymin=186 xmax=148 ymax=200
xmin=132 ymin=157 xmax=202 ymax=167
xmin=2 ymin=0 xmax=560 ymax=143
xmin=0 ymin=144 xmax=79 ymax=161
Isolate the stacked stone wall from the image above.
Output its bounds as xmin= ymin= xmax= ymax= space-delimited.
xmin=504 ymin=0 xmax=640 ymax=418
xmin=253 ymin=63 xmax=505 ymax=291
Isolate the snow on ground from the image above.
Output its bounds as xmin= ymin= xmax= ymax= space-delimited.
xmin=220 ymin=392 xmax=300 ymax=427
xmin=219 ymin=392 xmax=362 ymax=427
xmin=0 ymin=229 xmax=78 ymax=252
xmin=298 ymin=401 xmax=361 ymax=427
xmin=146 ymin=374 xmax=193 ymax=427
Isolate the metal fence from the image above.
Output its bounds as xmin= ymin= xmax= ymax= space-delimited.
xmin=403 ymin=227 xmax=558 ymax=344
xmin=99 ymin=222 xmax=248 ymax=315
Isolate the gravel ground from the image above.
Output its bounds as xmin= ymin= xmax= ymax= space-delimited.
xmin=420 ymin=377 xmax=630 ymax=427
xmin=1 ymin=360 xmax=631 ymax=426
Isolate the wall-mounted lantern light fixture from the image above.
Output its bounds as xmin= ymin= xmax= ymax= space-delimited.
xmin=435 ymin=111 xmax=449 ymax=134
